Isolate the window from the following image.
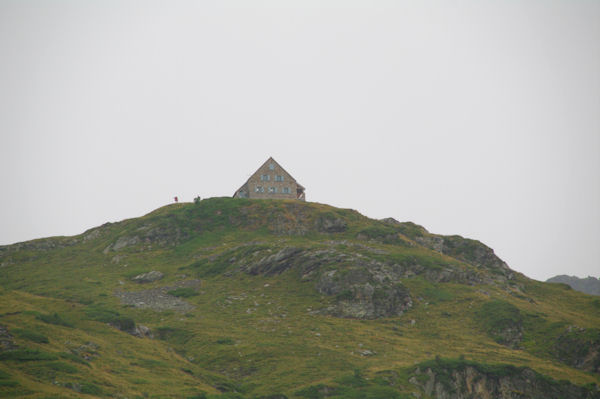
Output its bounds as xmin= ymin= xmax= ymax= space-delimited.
xmin=269 ymin=163 xmax=275 ymax=170
xmin=255 ymin=186 xmax=264 ymax=193
xmin=282 ymin=187 xmax=290 ymax=194
xmin=260 ymin=174 xmax=270 ymax=181
xmin=275 ymin=175 xmax=284 ymax=182
xmin=268 ymin=187 xmax=277 ymax=193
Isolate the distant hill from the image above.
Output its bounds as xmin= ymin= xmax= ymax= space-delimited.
xmin=1 ymin=198 xmax=599 ymax=398
xmin=547 ymin=275 xmax=600 ymax=296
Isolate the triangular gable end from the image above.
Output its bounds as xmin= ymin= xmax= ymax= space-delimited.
xmin=233 ymin=157 xmax=305 ymax=201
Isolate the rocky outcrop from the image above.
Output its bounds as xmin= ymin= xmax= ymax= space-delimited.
xmin=104 ymin=223 xmax=190 ymax=253
xmin=410 ymin=358 xmax=600 ymax=399
xmin=235 ymin=243 xmax=508 ymax=318
xmin=0 ymin=225 xmax=109 ymax=256
xmin=0 ymin=325 xmax=17 ymax=352
xmin=244 ymin=247 xmax=413 ymax=318
xmin=416 ymin=234 xmax=511 ymax=275
xmin=245 ymin=247 xmax=305 ymax=276
xmin=243 ymin=245 xmax=486 ymax=285
xmin=0 ymin=236 xmax=80 ymax=254
xmin=318 ymin=279 xmax=412 ymax=319
xmin=316 ymin=214 xmax=347 ymax=233
xmin=114 ymin=280 xmax=200 ymax=312
xmin=554 ymin=326 xmax=600 ymax=374
xmin=492 ymin=323 xmax=523 ymax=349
xmin=476 ymin=300 xmax=523 ymax=349
xmin=380 ymin=219 xmax=513 ymax=280
xmin=547 ymin=275 xmax=600 ymax=296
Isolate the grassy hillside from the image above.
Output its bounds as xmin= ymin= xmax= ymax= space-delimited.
xmin=1 ymin=198 xmax=599 ymax=398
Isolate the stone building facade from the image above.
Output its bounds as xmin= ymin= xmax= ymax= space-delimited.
xmin=233 ymin=157 xmax=305 ymax=201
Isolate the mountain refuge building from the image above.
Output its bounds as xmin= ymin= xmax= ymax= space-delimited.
xmin=233 ymin=157 xmax=305 ymax=201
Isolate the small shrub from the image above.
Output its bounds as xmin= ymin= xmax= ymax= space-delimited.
xmin=44 ymin=361 xmax=78 ymax=374
xmin=213 ymin=382 xmax=241 ymax=393
xmin=295 ymin=384 xmax=335 ymax=399
xmin=335 ymin=370 xmax=368 ymax=388
xmin=77 ymin=297 xmax=94 ymax=305
xmin=357 ymin=226 xmax=402 ymax=244
xmin=155 ymin=327 xmax=194 ymax=345
xmin=59 ymin=352 xmax=90 ymax=367
xmin=13 ymin=329 xmax=49 ymax=344
xmin=210 ymin=394 xmax=245 ymax=399
xmin=423 ymin=287 xmax=453 ymax=303
xmin=80 ymin=382 xmax=104 ymax=395
xmin=112 ymin=317 xmax=135 ymax=332
xmin=36 ymin=313 xmax=73 ymax=328
xmin=168 ymin=288 xmax=199 ymax=298
xmin=85 ymin=306 xmax=134 ymax=331
xmin=335 ymin=290 xmax=354 ymax=301
xmin=84 ymin=306 xmax=120 ymax=323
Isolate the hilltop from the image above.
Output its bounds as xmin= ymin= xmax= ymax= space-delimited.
xmin=0 ymin=198 xmax=599 ymax=398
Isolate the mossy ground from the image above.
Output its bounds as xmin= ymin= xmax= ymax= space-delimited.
xmin=1 ymin=198 xmax=598 ymax=398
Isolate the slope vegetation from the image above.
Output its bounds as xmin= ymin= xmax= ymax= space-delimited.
xmin=1 ymin=198 xmax=599 ymax=398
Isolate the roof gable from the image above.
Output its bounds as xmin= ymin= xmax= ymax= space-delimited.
xmin=249 ymin=157 xmax=297 ymax=184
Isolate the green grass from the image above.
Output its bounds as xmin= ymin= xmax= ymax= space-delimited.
xmin=36 ymin=312 xmax=74 ymax=328
xmin=423 ymin=286 xmax=453 ymax=303
xmin=13 ymin=328 xmax=50 ymax=344
xmin=0 ymin=349 xmax=58 ymax=361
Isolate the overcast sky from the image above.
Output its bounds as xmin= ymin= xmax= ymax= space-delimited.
xmin=1 ymin=1 xmax=598 ymax=281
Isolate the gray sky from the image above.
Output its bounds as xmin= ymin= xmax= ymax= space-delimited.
xmin=1 ymin=1 xmax=598 ymax=281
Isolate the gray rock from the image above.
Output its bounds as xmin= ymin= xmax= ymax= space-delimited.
xmin=416 ymin=234 xmax=511 ymax=276
xmin=317 ymin=215 xmax=348 ymax=233
xmin=380 ymin=217 xmax=401 ymax=225
xmin=0 ymin=324 xmax=17 ymax=352
xmin=82 ymin=229 xmax=101 ymax=242
xmin=132 ymin=324 xmax=153 ymax=339
xmin=131 ymin=270 xmax=164 ymax=283
xmin=246 ymin=247 xmax=304 ymax=275
xmin=112 ymin=236 xmax=140 ymax=251
xmin=67 ymin=341 xmax=100 ymax=361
